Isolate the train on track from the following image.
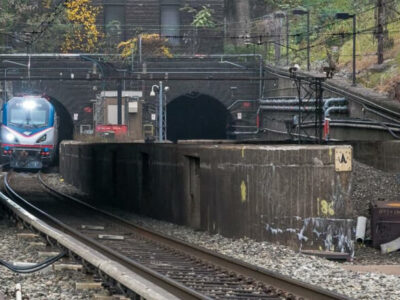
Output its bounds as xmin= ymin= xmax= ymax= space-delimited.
xmin=1 ymin=93 xmax=73 ymax=169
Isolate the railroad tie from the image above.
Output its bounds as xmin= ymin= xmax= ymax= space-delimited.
xmin=111 ymin=295 xmax=130 ymax=300
xmin=91 ymin=295 xmax=113 ymax=300
xmin=98 ymin=234 xmax=124 ymax=240
xmin=26 ymin=242 xmax=46 ymax=250
xmin=75 ymin=282 xmax=103 ymax=290
xmin=81 ymin=225 xmax=105 ymax=230
xmin=53 ymin=264 xmax=83 ymax=271
xmin=17 ymin=233 xmax=39 ymax=240
xmin=38 ymin=251 xmax=61 ymax=258
xmin=92 ymin=295 xmax=130 ymax=300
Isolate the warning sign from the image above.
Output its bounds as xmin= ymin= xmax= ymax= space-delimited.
xmin=335 ymin=147 xmax=352 ymax=172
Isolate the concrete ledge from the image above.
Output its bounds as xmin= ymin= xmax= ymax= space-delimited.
xmin=60 ymin=142 xmax=354 ymax=254
xmin=0 ymin=190 xmax=178 ymax=300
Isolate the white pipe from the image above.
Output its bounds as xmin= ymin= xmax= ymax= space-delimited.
xmin=15 ymin=283 xmax=22 ymax=300
xmin=355 ymin=216 xmax=367 ymax=243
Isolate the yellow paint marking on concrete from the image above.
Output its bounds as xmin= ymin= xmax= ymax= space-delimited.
xmin=240 ymin=180 xmax=247 ymax=203
xmin=319 ymin=199 xmax=335 ymax=216
xmin=241 ymin=147 xmax=246 ymax=158
xmin=328 ymin=148 xmax=333 ymax=161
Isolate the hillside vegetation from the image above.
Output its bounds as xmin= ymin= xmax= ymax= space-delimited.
xmin=268 ymin=0 xmax=400 ymax=100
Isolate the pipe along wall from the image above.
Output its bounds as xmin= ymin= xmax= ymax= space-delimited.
xmin=60 ymin=142 xmax=354 ymax=254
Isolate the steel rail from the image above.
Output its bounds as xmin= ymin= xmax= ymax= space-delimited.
xmin=36 ymin=174 xmax=351 ymax=300
xmin=4 ymin=172 xmax=211 ymax=300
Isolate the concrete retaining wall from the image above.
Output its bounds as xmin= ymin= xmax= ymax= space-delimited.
xmin=60 ymin=142 xmax=354 ymax=254
xmin=353 ymin=140 xmax=400 ymax=172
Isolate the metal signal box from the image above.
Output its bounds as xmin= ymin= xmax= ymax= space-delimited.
xmin=371 ymin=201 xmax=400 ymax=248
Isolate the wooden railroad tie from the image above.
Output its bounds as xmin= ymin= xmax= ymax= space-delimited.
xmin=98 ymin=234 xmax=124 ymax=240
xmin=75 ymin=282 xmax=103 ymax=290
xmin=17 ymin=233 xmax=39 ymax=240
xmin=81 ymin=225 xmax=105 ymax=230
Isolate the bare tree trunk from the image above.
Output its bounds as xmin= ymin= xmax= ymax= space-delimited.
xmin=377 ymin=0 xmax=385 ymax=64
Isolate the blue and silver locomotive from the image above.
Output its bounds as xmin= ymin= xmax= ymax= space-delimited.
xmin=1 ymin=95 xmax=57 ymax=169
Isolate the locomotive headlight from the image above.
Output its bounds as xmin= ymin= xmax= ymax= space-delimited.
xmin=22 ymin=100 xmax=37 ymax=110
xmin=36 ymin=134 xmax=47 ymax=143
xmin=5 ymin=133 xmax=15 ymax=142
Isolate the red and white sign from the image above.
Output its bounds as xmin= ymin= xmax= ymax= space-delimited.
xmin=95 ymin=124 xmax=127 ymax=136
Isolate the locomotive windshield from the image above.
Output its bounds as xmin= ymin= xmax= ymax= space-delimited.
xmin=7 ymin=97 xmax=51 ymax=128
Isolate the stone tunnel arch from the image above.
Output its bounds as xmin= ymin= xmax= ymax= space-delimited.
xmin=167 ymin=94 xmax=231 ymax=142
xmin=47 ymin=95 xmax=74 ymax=142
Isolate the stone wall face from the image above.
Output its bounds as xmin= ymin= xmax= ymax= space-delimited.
xmin=60 ymin=142 xmax=354 ymax=254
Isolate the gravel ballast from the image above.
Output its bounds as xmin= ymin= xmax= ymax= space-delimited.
xmin=0 ymin=209 xmax=112 ymax=300
xmin=352 ymin=160 xmax=400 ymax=219
xmin=42 ymin=172 xmax=400 ymax=300
xmin=101 ymin=210 xmax=400 ymax=300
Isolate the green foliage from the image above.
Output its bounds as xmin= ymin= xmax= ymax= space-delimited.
xmin=0 ymin=0 xmax=67 ymax=52
xmin=181 ymin=4 xmax=216 ymax=28
xmin=192 ymin=6 xmax=216 ymax=28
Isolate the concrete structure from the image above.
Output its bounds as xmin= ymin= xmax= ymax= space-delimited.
xmin=98 ymin=91 xmax=144 ymax=139
xmin=60 ymin=141 xmax=354 ymax=254
xmin=353 ymin=140 xmax=400 ymax=172
xmin=260 ymin=65 xmax=400 ymax=142
xmin=0 ymin=54 xmax=261 ymax=141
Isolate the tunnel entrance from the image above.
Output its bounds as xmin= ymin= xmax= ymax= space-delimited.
xmin=167 ymin=94 xmax=230 ymax=142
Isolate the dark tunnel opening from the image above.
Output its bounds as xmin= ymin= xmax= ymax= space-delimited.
xmin=48 ymin=96 xmax=74 ymax=142
xmin=167 ymin=94 xmax=230 ymax=142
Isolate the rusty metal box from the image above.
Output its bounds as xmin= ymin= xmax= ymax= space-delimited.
xmin=371 ymin=201 xmax=400 ymax=248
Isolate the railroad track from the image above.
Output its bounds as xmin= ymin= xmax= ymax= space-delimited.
xmin=2 ymin=172 xmax=350 ymax=300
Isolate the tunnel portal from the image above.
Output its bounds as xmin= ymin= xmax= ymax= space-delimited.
xmin=166 ymin=94 xmax=230 ymax=142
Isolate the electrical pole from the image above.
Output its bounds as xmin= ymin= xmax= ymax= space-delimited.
xmin=158 ymin=81 xmax=163 ymax=141
xmin=377 ymin=0 xmax=384 ymax=64
xmin=117 ymin=80 xmax=122 ymax=125
xmin=286 ymin=15 xmax=289 ymax=66
xmin=306 ymin=11 xmax=310 ymax=71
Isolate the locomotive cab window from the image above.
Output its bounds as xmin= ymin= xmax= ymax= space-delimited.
xmin=7 ymin=97 xmax=51 ymax=128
